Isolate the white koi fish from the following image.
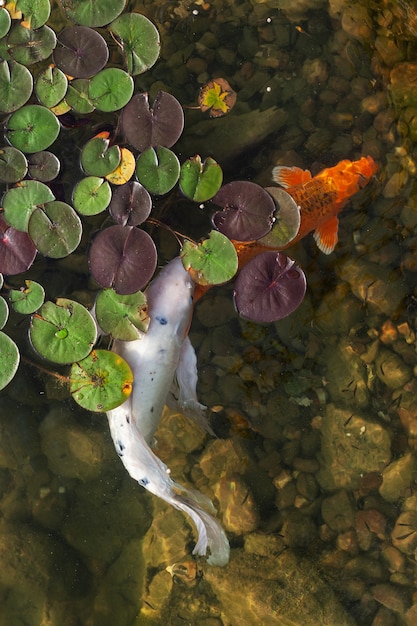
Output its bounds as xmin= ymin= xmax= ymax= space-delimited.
xmin=106 ymin=257 xmax=230 ymax=567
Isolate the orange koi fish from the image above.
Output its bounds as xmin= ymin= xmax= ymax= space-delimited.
xmin=271 ymin=155 xmax=378 ymax=254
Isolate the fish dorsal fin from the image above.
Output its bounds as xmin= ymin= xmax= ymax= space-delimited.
xmin=313 ymin=216 xmax=339 ymax=254
xmin=272 ymin=165 xmax=312 ymax=188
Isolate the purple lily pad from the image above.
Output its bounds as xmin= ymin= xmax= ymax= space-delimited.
xmin=53 ymin=26 xmax=109 ymax=79
xmin=88 ymin=225 xmax=157 ymax=295
xmin=108 ymin=181 xmax=152 ymax=226
xmin=0 ymin=215 xmax=37 ymax=275
xmin=121 ymin=91 xmax=184 ymax=152
xmin=233 ymin=251 xmax=306 ymax=323
xmin=212 ymin=181 xmax=275 ymax=242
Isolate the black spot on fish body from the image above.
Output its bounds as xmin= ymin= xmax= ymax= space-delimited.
xmin=155 ymin=316 xmax=168 ymax=325
xmin=139 ymin=477 xmax=150 ymax=487
xmin=116 ymin=439 xmax=125 ymax=456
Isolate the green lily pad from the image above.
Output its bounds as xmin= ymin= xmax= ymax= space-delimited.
xmin=16 ymin=0 xmax=51 ymax=29
xmin=35 ymin=66 xmax=68 ymax=108
xmin=30 ymin=298 xmax=97 ymax=364
xmin=109 ymin=12 xmax=160 ymax=76
xmin=28 ymin=151 xmax=60 ymax=182
xmin=9 ymin=279 xmax=45 ymax=314
xmin=73 ymin=176 xmax=112 ymax=215
xmin=258 ymin=187 xmax=301 ymax=248
xmin=88 ymin=68 xmax=133 ymax=112
xmin=95 ymin=288 xmax=149 ymax=340
xmin=28 ymin=201 xmax=82 ymax=258
xmin=0 ymin=331 xmax=20 ymax=391
xmin=0 ymin=8 xmax=11 ymax=39
xmin=0 ymin=296 xmax=9 ymax=330
xmin=6 ymin=104 xmax=60 ymax=153
xmin=70 ymin=349 xmax=133 ymax=412
xmin=66 ymin=79 xmax=94 ymax=114
xmin=0 ymin=146 xmax=28 ymax=183
xmin=60 ymin=0 xmax=126 ymax=27
xmin=3 ymin=180 xmax=55 ymax=231
xmin=81 ymin=136 xmax=121 ymax=177
xmin=181 ymin=230 xmax=238 ymax=286
xmin=135 ymin=147 xmax=180 ymax=195
xmin=5 ymin=24 xmax=56 ymax=66
xmin=0 ymin=60 xmax=33 ymax=113
xmin=179 ymin=155 xmax=223 ymax=202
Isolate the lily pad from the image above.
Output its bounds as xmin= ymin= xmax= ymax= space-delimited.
xmin=88 ymin=68 xmax=133 ymax=112
xmin=6 ymin=104 xmax=60 ymax=153
xmin=9 ymin=279 xmax=45 ymax=314
xmin=95 ymin=288 xmax=149 ymax=340
xmin=88 ymin=225 xmax=157 ymax=295
xmin=3 ymin=180 xmax=55 ymax=231
xmin=198 ymin=78 xmax=237 ymax=118
xmin=0 ymin=146 xmax=28 ymax=183
xmin=121 ymin=91 xmax=184 ymax=152
xmin=5 ymin=24 xmax=56 ymax=66
xmin=108 ymin=181 xmax=152 ymax=227
xmin=70 ymin=349 xmax=133 ymax=412
xmin=180 ymin=155 xmax=223 ymax=202
xmin=66 ymin=78 xmax=94 ymax=114
xmin=0 ymin=296 xmax=9 ymax=330
xmin=16 ymin=0 xmax=51 ymax=29
xmin=135 ymin=146 xmax=180 ymax=195
xmin=105 ymin=147 xmax=135 ymax=185
xmin=181 ymin=230 xmax=238 ymax=286
xmin=0 ymin=8 xmax=11 ymax=39
xmin=0 ymin=214 xmax=37 ymax=275
xmin=0 ymin=332 xmax=20 ymax=391
xmin=81 ymin=136 xmax=121 ymax=177
xmin=109 ymin=12 xmax=160 ymax=75
xmin=258 ymin=187 xmax=301 ymax=248
xmin=72 ymin=176 xmax=112 ymax=215
xmin=35 ymin=65 xmax=68 ymax=108
xmin=233 ymin=251 xmax=306 ymax=323
xmin=60 ymin=0 xmax=126 ymax=27
xmin=30 ymin=298 xmax=97 ymax=364
xmin=28 ymin=151 xmax=60 ymax=182
xmin=0 ymin=60 xmax=33 ymax=113
xmin=212 ymin=181 xmax=275 ymax=242
xmin=54 ymin=26 xmax=109 ymax=78
xmin=28 ymin=201 xmax=82 ymax=258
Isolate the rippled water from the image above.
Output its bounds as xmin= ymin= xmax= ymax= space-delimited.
xmin=1 ymin=0 xmax=417 ymax=624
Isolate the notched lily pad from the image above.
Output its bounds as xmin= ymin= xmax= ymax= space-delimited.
xmin=135 ymin=146 xmax=180 ymax=195
xmin=109 ymin=12 xmax=160 ymax=75
xmin=0 ymin=60 xmax=33 ymax=113
xmin=181 ymin=230 xmax=238 ymax=286
xmin=81 ymin=136 xmax=121 ymax=177
xmin=35 ymin=65 xmax=68 ymax=108
xmin=4 ymin=24 xmax=56 ymax=66
xmin=88 ymin=68 xmax=133 ymax=112
xmin=54 ymin=26 xmax=109 ymax=78
xmin=6 ymin=104 xmax=60 ymax=153
xmin=180 ymin=155 xmax=223 ymax=202
xmin=0 ymin=146 xmax=28 ymax=183
xmin=28 ymin=151 xmax=60 ymax=182
xmin=73 ymin=176 xmax=112 ymax=215
xmin=9 ymin=279 xmax=45 ymax=314
xmin=95 ymin=288 xmax=149 ymax=340
xmin=108 ymin=181 xmax=152 ymax=226
xmin=28 ymin=201 xmax=82 ymax=258
xmin=258 ymin=187 xmax=301 ymax=248
xmin=3 ymin=179 xmax=55 ymax=231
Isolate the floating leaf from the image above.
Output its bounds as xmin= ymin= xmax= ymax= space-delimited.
xmin=88 ymin=68 xmax=133 ymax=112
xmin=35 ymin=65 xmax=68 ymax=108
xmin=81 ymin=136 xmax=121 ymax=177
xmin=66 ymin=78 xmax=94 ymax=114
xmin=30 ymin=298 xmax=97 ymax=364
xmin=0 ymin=296 xmax=9 ymax=329
xmin=60 ymin=0 xmax=126 ymax=28
xmin=121 ymin=91 xmax=184 ymax=152
xmin=72 ymin=176 xmax=111 ymax=215
xmin=95 ymin=289 xmax=149 ymax=340
xmin=0 ymin=8 xmax=11 ymax=39
xmin=0 ymin=146 xmax=28 ymax=183
xmin=28 ymin=151 xmax=60 ymax=182
xmin=198 ymin=78 xmax=237 ymax=118
xmin=0 ymin=60 xmax=33 ymax=113
xmin=109 ymin=12 xmax=160 ymax=76
xmin=3 ymin=180 xmax=55 ymax=231
xmin=9 ymin=279 xmax=45 ymax=314
xmin=212 ymin=181 xmax=275 ymax=242
xmin=135 ymin=146 xmax=180 ymax=195
xmin=89 ymin=225 xmax=157 ymax=295
xmin=53 ymin=26 xmax=109 ymax=78
xmin=105 ymin=147 xmax=135 ymax=185
xmin=181 ymin=230 xmax=238 ymax=285
xmin=6 ymin=104 xmax=60 ymax=153
xmin=108 ymin=181 xmax=152 ymax=226
xmin=70 ymin=349 xmax=133 ymax=412
xmin=258 ymin=187 xmax=301 ymax=248
xmin=28 ymin=201 xmax=82 ymax=258
xmin=233 ymin=251 xmax=306 ymax=323
xmin=0 ymin=331 xmax=20 ymax=391
xmin=16 ymin=0 xmax=51 ymax=29
xmin=180 ymin=155 xmax=223 ymax=202
xmin=5 ymin=24 xmax=56 ymax=66
xmin=0 ymin=214 xmax=37 ymax=274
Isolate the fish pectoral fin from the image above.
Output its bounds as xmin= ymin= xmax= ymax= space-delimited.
xmin=272 ymin=165 xmax=312 ymax=188
xmin=313 ymin=216 xmax=339 ymax=254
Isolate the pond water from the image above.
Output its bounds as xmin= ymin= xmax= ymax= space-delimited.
xmin=1 ymin=0 xmax=417 ymax=624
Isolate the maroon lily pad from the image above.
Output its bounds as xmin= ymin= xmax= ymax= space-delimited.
xmin=0 ymin=215 xmax=36 ymax=275
xmin=88 ymin=225 xmax=157 ymax=295
xmin=212 ymin=181 xmax=275 ymax=242
xmin=108 ymin=181 xmax=152 ymax=227
xmin=121 ymin=91 xmax=184 ymax=152
xmin=233 ymin=251 xmax=306 ymax=323
xmin=53 ymin=26 xmax=109 ymax=78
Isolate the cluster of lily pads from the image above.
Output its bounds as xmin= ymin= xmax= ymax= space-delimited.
xmin=0 ymin=0 xmax=306 ymax=410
